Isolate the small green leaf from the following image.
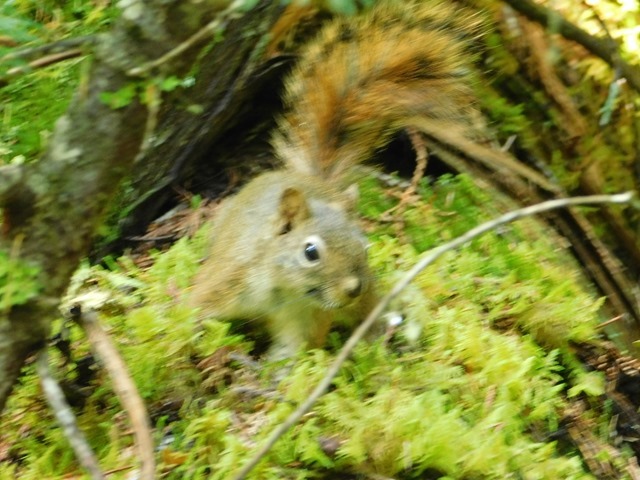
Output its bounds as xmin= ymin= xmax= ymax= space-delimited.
xmin=99 ymin=83 xmax=138 ymax=109
xmin=158 ymin=76 xmax=182 ymax=92
xmin=568 ymin=371 xmax=605 ymax=398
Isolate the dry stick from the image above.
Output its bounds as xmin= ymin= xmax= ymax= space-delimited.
xmin=80 ymin=310 xmax=155 ymax=480
xmin=127 ymin=0 xmax=248 ymax=77
xmin=0 ymin=36 xmax=18 ymax=47
xmin=628 ymin=455 xmax=640 ymax=480
xmin=37 ymin=349 xmax=106 ymax=480
xmin=232 ymin=191 xmax=634 ymax=480
xmin=596 ymin=314 xmax=623 ymax=330
xmin=5 ymin=49 xmax=83 ymax=77
xmin=0 ymin=35 xmax=95 ymax=63
xmin=502 ymin=0 xmax=640 ymax=93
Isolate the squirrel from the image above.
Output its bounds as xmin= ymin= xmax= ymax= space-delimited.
xmin=189 ymin=1 xmax=483 ymax=359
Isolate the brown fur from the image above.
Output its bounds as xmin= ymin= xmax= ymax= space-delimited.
xmin=190 ymin=1 xmax=483 ymax=358
xmin=273 ymin=1 xmax=483 ymax=179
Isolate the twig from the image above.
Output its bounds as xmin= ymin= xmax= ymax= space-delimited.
xmin=37 ymin=349 xmax=105 ymax=480
xmin=577 ymin=0 xmax=622 ymax=127
xmin=380 ymin=128 xmax=428 ymax=223
xmin=406 ymin=128 xmax=429 ymax=196
xmin=4 ymin=49 xmax=83 ymax=78
xmin=79 ymin=309 xmax=155 ymax=480
xmin=597 ymin=314 xmax=623 ymax=330
xmin=127 ymin=0 xmax=249 ymax=77
xmin=0 ymin=35 xmax=92 ymax=83
xmin=232 ymin=191 xmax=634 ymax=480
xmin=127 ymin=22 xmax=215 ymax=76
xmin=0 ymin=35 xmax=95 ymax=63
xmin=627 ymin=455 xmax=640 ymax=480
xmin=412 ymin=116 xmax=560 ymax=193
xmin=520 ymin=18 xmax=587 ymax=138
xmin=502 ymin=0 xmax=640 ymax=93
xmin=579 ymin=0 xmax=616 ymax=46
xmin=0 ymin=36 xmax=18 ymax=47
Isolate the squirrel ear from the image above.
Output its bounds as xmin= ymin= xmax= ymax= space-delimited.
xmin=277 ymin=187 xmax=310 ymax=234
xmin=341 ymin=184 xmax=359 ymax=210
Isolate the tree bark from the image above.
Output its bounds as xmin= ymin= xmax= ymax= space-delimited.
xmin=99 ymin=2 xmax=283 ymax=253
xmin=0 ymin=0 xmax=278 ymax=414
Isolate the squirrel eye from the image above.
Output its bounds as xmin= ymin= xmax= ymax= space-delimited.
xmin=304 ymin=242 xmax=320 ymax=262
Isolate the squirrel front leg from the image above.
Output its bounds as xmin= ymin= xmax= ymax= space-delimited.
xmin=266 ymin=305 xmax=333 ymax=360
xmin=267 ymin=282 xmax=380 ymax=360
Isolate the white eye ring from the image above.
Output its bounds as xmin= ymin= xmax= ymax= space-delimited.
xmin=301 ymin=235 xmax=325 ymax=266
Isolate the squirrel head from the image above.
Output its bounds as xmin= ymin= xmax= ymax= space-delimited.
xmin=269 ymin=184 xmax=371 ymax=310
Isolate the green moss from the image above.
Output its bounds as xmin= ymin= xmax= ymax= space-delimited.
xmin=0 ymin=251 xmax=41 ymax=312
xmin=3 ymin=0 xmax=634 ymax=477
xmin=0 ymin=0 xmax=118 ymax=164
xmin=0 ymin=174 xmax=616 ymax=478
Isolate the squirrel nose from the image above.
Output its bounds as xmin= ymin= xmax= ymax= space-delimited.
xmin=344 ymin=277 xmax=362 ymax=298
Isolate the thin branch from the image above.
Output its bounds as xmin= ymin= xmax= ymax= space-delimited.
xmin=597 ymin=314 xmax=623 ymax=330
xmin=579 ymin=0 xmax=616 ymax=44
xmin=1 ymin=50 xmax=84 ymax=83
xmin=79 ymin=309 xmax=155 ymax=480
xmin=127 ymin=0 xmax=249 ymax=77
xmin=412 ymin=116 xmax=560 ymax=194
xmin=0 ymin=35 xmax=95 ymax=63
xmin=0 ymin=35 xmax=93 ymax=84
xmin=37 ymin=349 xmax=105 ymax=480
xmin=627 ymin=455 xmax=640 ymax=480
xmin=232 ymin=191 xmax=634 ymax=480
xmin=0 ymin=36 xmax=18 ymax=47
xmin=503 ymin=0 xmax=640 ymax=93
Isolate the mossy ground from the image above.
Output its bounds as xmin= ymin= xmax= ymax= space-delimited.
xmin=2 ymin=1 xmax=637 ymax=478
xmin=1 ymin=173 xmax=621 ymax=479
xmin=0 ymin=0 xmax=117 ymax=165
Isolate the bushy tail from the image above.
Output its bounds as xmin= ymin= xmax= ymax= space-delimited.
xmin=272 ymin=1 xmax=484 ymax=180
